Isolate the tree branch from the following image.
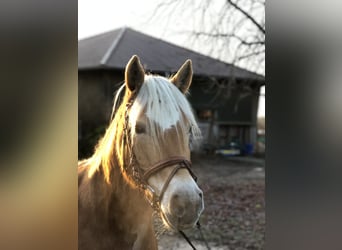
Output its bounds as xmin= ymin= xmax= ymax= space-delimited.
xmin=237 ymin=49 xmax=265 ymax=61
xmin=226 ymin=0 xmax=265 ymax=34
xmin=188 ymin=31 xmax=264 ymax=45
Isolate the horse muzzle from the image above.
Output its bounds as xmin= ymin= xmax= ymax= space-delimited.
xmin=140 ymin=156 xmax=204 ymax=230
xmin=161 ymin=185 xmax=204 ymax=230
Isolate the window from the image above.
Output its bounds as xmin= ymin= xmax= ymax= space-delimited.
xmin=196 ymin=109 xmax=213 ymax=121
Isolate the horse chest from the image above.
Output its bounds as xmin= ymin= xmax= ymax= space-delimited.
xmin=78 ymin=169 xmax=156 ymax=249
xmin=78 ymin=214 xmax=138 ymax=250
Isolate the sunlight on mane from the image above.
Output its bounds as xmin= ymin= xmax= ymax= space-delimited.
xmin=87 ymin=74 xmax=201 ymax=183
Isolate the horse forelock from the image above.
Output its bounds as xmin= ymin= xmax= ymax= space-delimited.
xmin=128 ymin=75 xmax=201 ymax=145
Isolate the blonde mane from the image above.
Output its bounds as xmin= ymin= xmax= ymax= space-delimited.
xmin=87 ymin=74 xmax=201 ymax=184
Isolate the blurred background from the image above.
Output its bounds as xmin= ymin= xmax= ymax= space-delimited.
xmin=0 ymin=0 xmax=77 ymax=249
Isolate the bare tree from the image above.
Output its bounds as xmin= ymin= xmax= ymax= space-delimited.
xmin=147 ymin=0 xmax=265 ymax=75
xmin=146 ymin=0 xmax=265 ymax=146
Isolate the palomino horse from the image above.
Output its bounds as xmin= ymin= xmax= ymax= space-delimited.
xmin=78 ymin=55 xmax=204 ymax=249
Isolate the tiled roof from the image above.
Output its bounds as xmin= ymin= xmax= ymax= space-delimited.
xmin=79 ymin=27 xmax=264 ymax=81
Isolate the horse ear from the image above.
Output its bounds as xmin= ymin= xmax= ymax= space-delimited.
xmin=171 ymin=59 xmax=193 ymax=93
xmin=125 ymin=55 xmax=145 ymax=92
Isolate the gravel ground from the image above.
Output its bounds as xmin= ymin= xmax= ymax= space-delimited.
xmin=156 ymin=154 xmax=265 ymax=250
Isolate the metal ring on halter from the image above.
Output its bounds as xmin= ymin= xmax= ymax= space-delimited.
xmin=144 ymin=184 xmax=160 ymax=211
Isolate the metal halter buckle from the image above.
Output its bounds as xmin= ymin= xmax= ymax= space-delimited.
xmin=144 ymin=184 xmax=160 ymax=210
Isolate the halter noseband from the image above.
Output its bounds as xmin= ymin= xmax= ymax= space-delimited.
xmin=142 ymin=156 xmax=197 ymax=210
xmin=123 ymin=98 xmax=198 ymax=211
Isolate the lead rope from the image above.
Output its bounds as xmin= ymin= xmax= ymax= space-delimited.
xmin=178 ymin=222 xmax=211 ymax=250
xmin=196 ymin=222 xmax=211 ymax=250
xmin=179 ymin=230 xmax=197 ymax=250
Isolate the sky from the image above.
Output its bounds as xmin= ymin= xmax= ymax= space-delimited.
xmin=78 ymin=0 xmax=265 ymax=117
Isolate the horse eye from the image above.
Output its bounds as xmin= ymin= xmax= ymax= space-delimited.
xmin=135 ymin=124 xmax=146 ymax=134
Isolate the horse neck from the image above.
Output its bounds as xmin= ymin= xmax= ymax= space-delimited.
xmin=95 ymin=155 xmax=153 ymax=228
xmin=88 ymin=103 xmax=154 ymax=231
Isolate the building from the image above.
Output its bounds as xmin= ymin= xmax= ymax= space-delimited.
xmin=78 ymin=27 xmax=265 ymax=158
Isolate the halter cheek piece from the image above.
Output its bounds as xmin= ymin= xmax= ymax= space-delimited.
xmin=123 ymin=99 xmax=198 ymax=211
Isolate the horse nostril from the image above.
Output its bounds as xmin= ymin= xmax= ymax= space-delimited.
xmin=175 ymin=207 xmax=185 ymax=218
xmin=170 ymin=194 xmax=185 ymax=217
xmin=199 ymin=192 xmax=203 ymax=199
xmin=171 ymin=194 xmax=180 ymax=202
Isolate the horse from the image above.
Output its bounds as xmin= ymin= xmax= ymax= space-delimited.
xmin=78 ymin=55 xmax=204 ymax=250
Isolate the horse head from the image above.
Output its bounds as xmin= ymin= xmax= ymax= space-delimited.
xmin=119 ymin=55 xmax=204 ymax=230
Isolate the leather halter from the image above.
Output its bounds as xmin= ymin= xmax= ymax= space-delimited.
xmin=141 ymin=156 xmax=197 ymax=210
xmin=121 ymin=92 xmax=209 ymax=250
xmin=123 ymin=99 xmax=198 ymax=211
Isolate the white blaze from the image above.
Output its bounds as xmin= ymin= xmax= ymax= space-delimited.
xmin=129 ymin=75 xmax=201 ymax=140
